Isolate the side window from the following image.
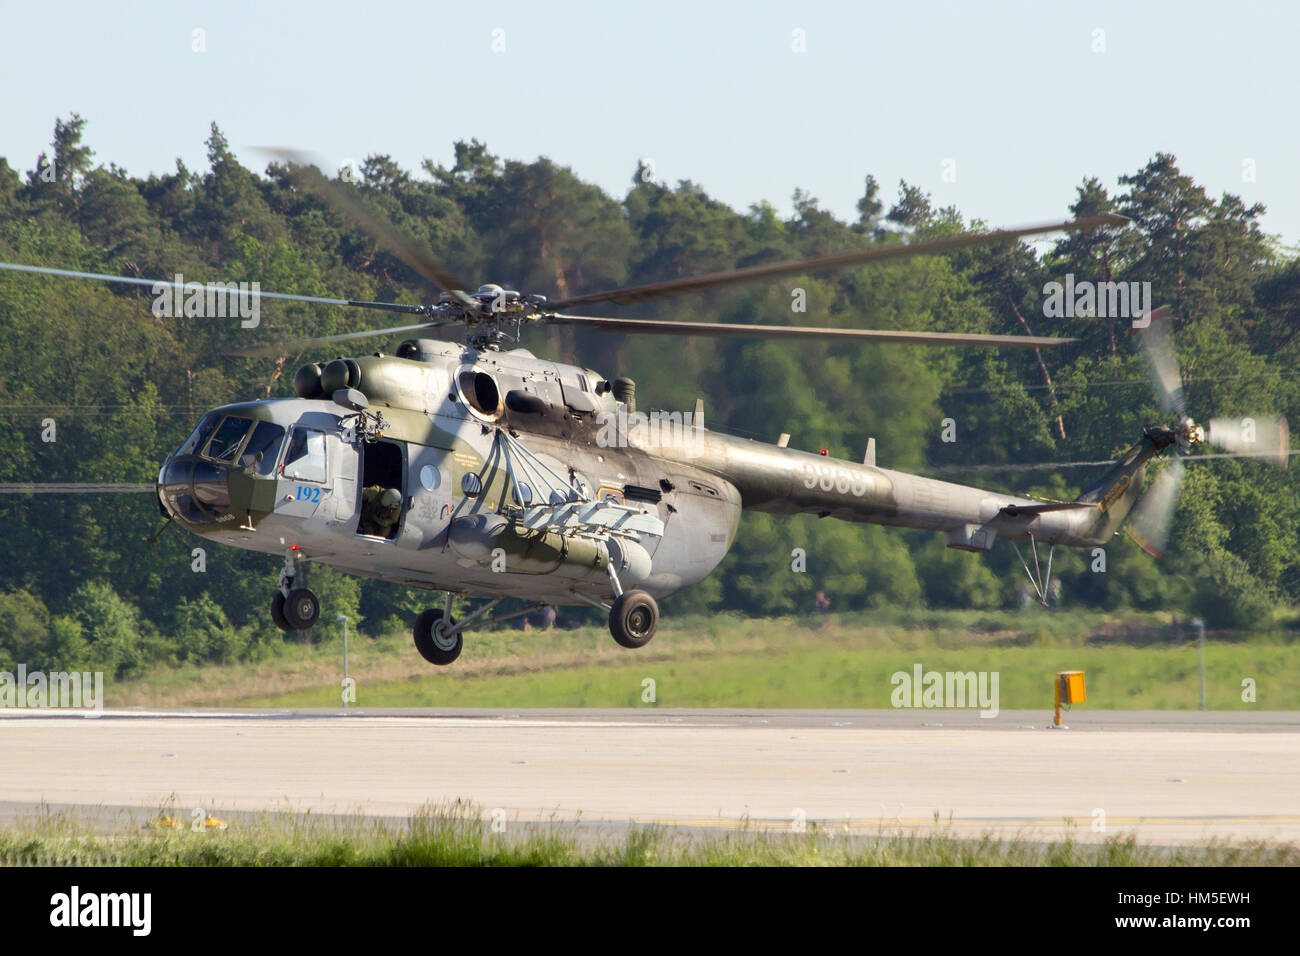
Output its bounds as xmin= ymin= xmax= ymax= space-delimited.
xmin=281 ymin=427 xmax=327 ymax=483
xmin=239 ymin=421 xmax=286 ymax=476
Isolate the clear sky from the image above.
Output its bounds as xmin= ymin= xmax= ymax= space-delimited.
xmin=3 ymin=0 xmax=1297 ymax=247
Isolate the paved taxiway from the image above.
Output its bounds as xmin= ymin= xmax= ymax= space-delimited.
xmin=2 ymin=709 xmax=1297 ymax=843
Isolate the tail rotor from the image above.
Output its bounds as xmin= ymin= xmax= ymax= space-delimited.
xmin=1126 ymin=308 xmax=1288 ymax=557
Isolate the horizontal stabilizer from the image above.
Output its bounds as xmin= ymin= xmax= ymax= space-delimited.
xmin=999 ymin=502 xmax=1098 ymax=517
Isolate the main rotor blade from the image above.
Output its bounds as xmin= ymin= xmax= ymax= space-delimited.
xmin=1135 ymin=306 xmax=1186 ymax=417
xmin=1126 ymin=456 xmax=1185 ymax=558
xmin=232 ymin=318 xmax=461 ymax=358
xmin=547 ymin=313 xmax=1075 ymax=348
xmin=0 ymin=261 xmax=428 ymax=314
xmin=260 ymin=148 xmax=475 ymax=305
xmin=545 ymin=214 xmax=1127 ymax=311
xmin=1207 ymin=414 xmax=1289 ymax=468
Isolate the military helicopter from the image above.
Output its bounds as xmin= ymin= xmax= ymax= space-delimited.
xmin=1 ymin=157 xmax=1287 ymax=664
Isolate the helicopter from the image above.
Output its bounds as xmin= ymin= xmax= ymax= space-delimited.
xmin=1 ymin=156 xmax=1287 ymax=665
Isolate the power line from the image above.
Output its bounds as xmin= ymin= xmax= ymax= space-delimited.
xmin=0 ymin=483 xmax=153 ymax=493
xmin=927 ymin=449 xmax=1299 ymax=473
xmin=943 ymin=369 xmax=1300 ymax=396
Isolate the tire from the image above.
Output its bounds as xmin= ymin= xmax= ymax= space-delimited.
xmin=609 ymin=590 xmax=659 ymax=649
xmin=270 ymin=591 xmax=292 ymax=631
xmin=283 ymin=588 xmax=320 ymax=630
xmin=414 ymin=609 xmax=462 ymax=665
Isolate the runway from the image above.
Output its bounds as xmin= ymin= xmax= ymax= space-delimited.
xmin=2 ymin=709 xmax=1298 ymax=844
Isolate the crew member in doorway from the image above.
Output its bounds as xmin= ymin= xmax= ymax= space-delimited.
xmin=359 ymin=486 xmax=402 ymax=537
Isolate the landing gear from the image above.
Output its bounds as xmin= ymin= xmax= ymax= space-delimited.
xmin=272 ymin=552 xmax=319 ymax=632
xmin=609 ymin=590 xmax=659 ymax=648
xmin=597 ymin=557 xmax=658 ymax=649
xmin=270 ymin=591 xmax=292 ymax=631
xmin=413 ymin=608 xmax=462 ymax=666
xmin=283 ymin=588 xmax=320 ymax=630
xmin=410 ymin=593 xmax=549 ymax=666
xmin=1012 ymin=533 xmax=1057 ymax=608
xmin=271 ymin=586 xmax=319 ymax=631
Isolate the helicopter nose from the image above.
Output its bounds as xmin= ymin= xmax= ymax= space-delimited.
xmin=156 ymin=457 xmax=236 ymax=526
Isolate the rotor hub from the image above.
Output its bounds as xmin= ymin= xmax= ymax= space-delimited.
xmin=1175 ymin=417 xmax=1206 ymax=451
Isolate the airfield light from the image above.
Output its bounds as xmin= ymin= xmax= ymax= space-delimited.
xmin=1051 ymin=671 xmax=1086 ymax=729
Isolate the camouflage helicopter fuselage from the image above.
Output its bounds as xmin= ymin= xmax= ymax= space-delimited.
xmin=156 ymin=338 xmax=1161 ymax=607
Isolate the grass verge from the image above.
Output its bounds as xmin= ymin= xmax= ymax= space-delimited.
xmin=2 ymin=802 xmax=1296 ymax=867
xmin=107 ymin=609 xmax=1300 ymax=710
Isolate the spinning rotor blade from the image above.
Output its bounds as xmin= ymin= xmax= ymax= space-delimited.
xmin=232 ymin=318 xmax=462 ymax=358
xmin=1135 ymin=306 xmax=1186 ymax=417
xmin=1207 ymin=414 xmax=1289 ymax=467
xmin=1126 ymin=456 xmax=1185 ymax=559
xmin=260 ymin=148 xmax=476 ymax=306
xmin=547 ymin=314 xmax=1075 ymax=348
xmin=0 ymin=261 xmax=428 ymax=314
xmin=546 ymin=214 xmax=1128 ymax=311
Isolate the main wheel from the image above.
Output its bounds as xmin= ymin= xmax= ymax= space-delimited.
xmin=609 ymin=590 xmax=659 ymax=649
xmin=414 ymin=609 xmax=462 ymax=665
xmin=270 ymin=591 xmax=292 ymax=631
xmin=283 ymin=588 xmax=320 ymax=630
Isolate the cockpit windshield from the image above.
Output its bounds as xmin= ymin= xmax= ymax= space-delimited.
xmin=204 ymin=416 xmax=254 ymax=462
xmin=177 ymin=413 xmax=220 ymax=456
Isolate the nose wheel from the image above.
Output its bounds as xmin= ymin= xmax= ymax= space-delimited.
xmin=272 ymin=587 xmax=320 ymax=631
xmin=271 ymin=591 xmax=292 ymax=631
xmin=283 ymin=588 xmax=320 ymax=629
xmin=271 ymin=554 xmax=320 ymax=632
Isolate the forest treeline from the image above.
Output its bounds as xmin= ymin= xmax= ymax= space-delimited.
xmin=1 ymin=115 xmax=1296 ymax=676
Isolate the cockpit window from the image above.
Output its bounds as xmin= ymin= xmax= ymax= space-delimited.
xmin=203 ymin=416 xmax=254 ymax=462
xmin=281 ymin=426 xmax=327 ymax=483
xmin=238 ymin=421 xmax=286 ymax=475
xmin=177 ymin=413 xmax=220 ymax=457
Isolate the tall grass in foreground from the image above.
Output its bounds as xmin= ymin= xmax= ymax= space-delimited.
xmin=1 ymin=802 xmax=1294 ymax=867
